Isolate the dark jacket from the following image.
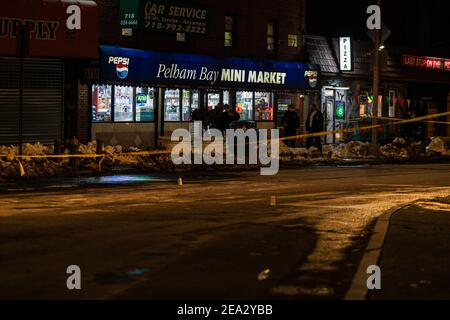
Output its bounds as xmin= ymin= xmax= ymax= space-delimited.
xmin=306 ymin=110 xmax=324 ymax=133
xmin=281 ymin=111 xmax=300 ymax=130
xmin=192 ymin=108 xmax=212 ymax=129
xmin=223 ymin=110 xmax=240 ymax=130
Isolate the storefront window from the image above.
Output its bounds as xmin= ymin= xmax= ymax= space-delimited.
xmin=114 ymin=86 xmax=134 ymax=122
xmin=136 ymin=87 xmax=155 ymax=121
xmin=192 ymin=91 xmax=199 ymax=109
xmin=236 ymin=91 xmax=253 ymax=120
xmin=255 ymin=92 xmax=273 ymax=121
xmin=92 ymin=85 xmax=112 ymax=122
xmin=207 ymin=93 xmax=220 ymax=110
xmin=182 ymin=90 xmax=199 ymax=121
xmin=165 ymin=89 xmax=181 ymax=121
xmin=223 ymin=91 xmax=230 ymax=106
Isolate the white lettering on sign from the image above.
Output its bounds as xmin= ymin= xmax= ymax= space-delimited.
xmin=156 ymin=64 xmax=197 ymax=81
xmin=339 ymin=37 xmax=352 ymax=71
xmin=154 ymin=65 xmax=286 ymax=86
xmin=108 ymin=56 xmax=130 ymax=65
xmin=199 ymin=67 xmax=220 ymax=84
xmin=221 ymin=69 xmax=246 ymax=82
xmin=145 ymin=3 xmax=165 ymax=17
xmin=247 ymin=71 xmax=286 ymax=85
xmin=168 ymin=6 xmax=207 ymax=20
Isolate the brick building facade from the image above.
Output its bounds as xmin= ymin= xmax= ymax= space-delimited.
xmin=95 ymin=0 xmax=306 ymax=61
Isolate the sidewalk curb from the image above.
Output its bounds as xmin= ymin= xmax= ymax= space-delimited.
xmin=344 ymin=203 xmax=413 ymax=300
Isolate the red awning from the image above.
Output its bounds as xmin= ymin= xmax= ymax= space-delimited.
xmin=0 ymin=0 xmax=99 ymax=59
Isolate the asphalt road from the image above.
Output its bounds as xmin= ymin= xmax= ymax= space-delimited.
xmin=1 ymin=164 xmax=450 ymax=300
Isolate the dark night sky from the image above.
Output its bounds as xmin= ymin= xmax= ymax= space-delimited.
xmin=306 ymin=0 xmax=450 ymax=51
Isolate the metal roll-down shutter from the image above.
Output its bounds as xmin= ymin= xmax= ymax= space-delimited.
xmin=0 ymin=57 xmax=64 ymax=145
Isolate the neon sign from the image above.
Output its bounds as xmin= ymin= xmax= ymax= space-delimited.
xmin=403 ymin=55 xmax=450 ymax=72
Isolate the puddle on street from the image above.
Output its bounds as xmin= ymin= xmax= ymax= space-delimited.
xmin=94 ymin=268 xmax=150 ymax=285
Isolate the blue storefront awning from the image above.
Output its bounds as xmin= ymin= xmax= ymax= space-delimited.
xmin=99 ymin=45 xmax=320 ymax=91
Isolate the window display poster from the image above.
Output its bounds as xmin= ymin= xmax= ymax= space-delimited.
xmin=114 ymin=86 xmax=134 ymax=122
xmin=136 ymin=89 xmax=154 ymax=121
xmin=236 ymin=91 xmax=253 ymax=121
xmin=255 ymin=92 xmax=273 ymax=121
xmin=164 ymin=89 xmax=181 ymax=121
xmin=92 ymin=85 xmax=112 ymax=122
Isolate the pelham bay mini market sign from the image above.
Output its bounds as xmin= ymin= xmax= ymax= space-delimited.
xmin=100 ymin=46 xmax=320 ymax=91
xmin=120 ymin=0 xmax=209 ymax=35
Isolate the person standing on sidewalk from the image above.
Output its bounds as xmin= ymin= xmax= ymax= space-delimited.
xmin=281 ymin=104 xmax=300 ymax=148
xmin=305 ymin=104 xmax=324 ymax=153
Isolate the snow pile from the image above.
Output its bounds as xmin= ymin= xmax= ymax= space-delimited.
xmin=2 ymin=136 xmax=450 ymax=181
xmin=0 ymin=145 xmax=18 ymax=161
xmin=279 ymin=142 xmax=293 ymax=155
xmin=22 ymin=142 xmax=53 ymax=155
xmin=280 ymin=143 xmax=323 ymax=160
xmin=79 ymin=141 xmax=97 ymax=154
xmin=129 ymin=146 xmax=142 ymax=152
xmin=427 ymin=137 xmax=450 ymax=156
xmin=281 ymin=138 xmax=433 ymax=161
xmin=380 ymin=138 xmax=427 ymax=158
xmin=0 ymin=141 xmax=133 ymax=181
xmin=347 ymin=141 xmax=370 ymax=158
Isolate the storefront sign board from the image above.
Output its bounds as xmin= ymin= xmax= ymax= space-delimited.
xmin=100 ymin=46 xmax=321 ymax=91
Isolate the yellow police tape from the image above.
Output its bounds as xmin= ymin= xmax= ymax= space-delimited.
xmin=1 ymin=110 xmax=450 ymax=165
xmin=279 ymin=110 xmax=450 ymax=142
xmin=370 ymin=115 xmax=450 ymax=126
xmin=17 ymin=159 xmax=25 ymax=177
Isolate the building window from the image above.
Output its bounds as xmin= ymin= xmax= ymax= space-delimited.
xmin=92 ymin=85 xmax=112 ymax=122
xmin=255 ymin=92 xmax=273 ymax=121
xmin=267 ymin=21 xmax=277 ymax=51
xmin=182 ymin=90 xmax=199 ymax=121
xmin=91 ymin=85 xmax=156 ymax=123
xmin=164 ymin=89 xmax=181 ymax=121
xmin=114 ymin=86 xmax=134 ymax=122
xmin=224 ymin=16 xmax=234 ymax=47
xmin=288 ymin=34 xmax=298 ymax=47
xmin=136 ymin=87 xmax=155 ymax=121
xmin=176 ymin=32 xmax=186 ymax=42
xmin=236 ymin=91 xmax=253 ymax=120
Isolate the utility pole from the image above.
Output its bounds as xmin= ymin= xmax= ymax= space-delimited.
xmin=17 ymin=24 xmax=27 ymax=156
xmin=371 ymin=0 xmax=381 ymax=145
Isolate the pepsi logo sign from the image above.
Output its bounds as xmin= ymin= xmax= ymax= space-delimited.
xmin=304 ymin=70 xmax=318 ymax=88
xmin=108 ymin=56 xmax=130 ymax=80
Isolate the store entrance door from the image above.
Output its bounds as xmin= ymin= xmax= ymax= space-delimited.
xmin=323 ymin=97 xmax=335 ymax=144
